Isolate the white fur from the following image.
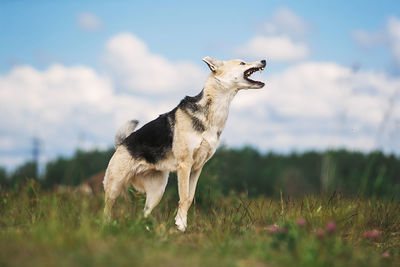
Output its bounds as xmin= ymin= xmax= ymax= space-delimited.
xmin=114 ymin=120 xmax=138 ymax=148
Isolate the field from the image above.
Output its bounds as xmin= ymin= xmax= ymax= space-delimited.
xmin=0 ymin=180 xmax=399 ymax=267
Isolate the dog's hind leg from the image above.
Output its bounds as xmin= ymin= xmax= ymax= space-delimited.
xmin=103 ymin=147 xmax=133 ymax=223
xmin=137 ymin=171 xmax=169 ymax=217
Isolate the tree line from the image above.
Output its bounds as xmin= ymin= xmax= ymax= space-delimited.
xmin=1 ymin=147 xmax=399 ymax=199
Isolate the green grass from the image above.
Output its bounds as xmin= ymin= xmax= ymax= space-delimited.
xmin=0 ymin=180 xmax=399 ymax=267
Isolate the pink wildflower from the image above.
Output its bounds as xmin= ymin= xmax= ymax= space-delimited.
xmin=365 ymin=231 xmax=372 ymax=239
xmin=296 ymin=217 xmax=306 ymax=227
xmin=267 ymin=224 xmax=279 ymax=234
xmin=381 ymin=251 xmax=390 ymax=258
xmin=371 ymin=229 xmax=381 ymax=240
xmin=326 ymin=221 xmax=336 ymax=233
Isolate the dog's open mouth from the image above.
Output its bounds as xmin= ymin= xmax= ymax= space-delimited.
xmin=244 ymin=66 xmax=265 ymax=86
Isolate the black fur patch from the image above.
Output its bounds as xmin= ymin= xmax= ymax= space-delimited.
xmin=122 ymin=110 xmax=176 ymax=164
xmin=178 ymin=89 xmax=204 ymax=113
xmin=178 ymin=89 xmax=209 ymax=133
xmin=191 ymin=116 xmax=205 ymax=132
xmin=122 ymin=89 xmax=209 ymax=163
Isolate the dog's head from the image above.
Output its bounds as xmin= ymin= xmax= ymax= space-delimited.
xmin=202 ymin=57 xmax=266 ymax=90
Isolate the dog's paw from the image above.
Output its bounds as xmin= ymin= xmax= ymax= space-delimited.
xmin=143 ymin=209 xmax=151 ymax=218
xmin=175 ymin=215 xmax=187 ymax=232
xmin=175 ymin=221 xmax=186 ymax=232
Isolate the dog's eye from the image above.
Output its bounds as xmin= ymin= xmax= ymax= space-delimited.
xmin=240 ymin=62 xmax=246 ymax=65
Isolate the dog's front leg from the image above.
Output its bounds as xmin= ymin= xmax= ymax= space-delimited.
xmin=175 ymin=160 xmax=192 ymax=232
xmin=188 ymin=166 xmax=203 ymax=205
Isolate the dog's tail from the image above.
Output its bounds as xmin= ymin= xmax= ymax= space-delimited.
xmin=114 ymin=120 xmax=138 ymax=148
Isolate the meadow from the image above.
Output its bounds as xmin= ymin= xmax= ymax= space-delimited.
xmin=0 ymin=180 xmax=399 ymax=267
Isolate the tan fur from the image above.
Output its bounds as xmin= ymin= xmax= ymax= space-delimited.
xmin=103 ymin=57 xmax=266 ymax=231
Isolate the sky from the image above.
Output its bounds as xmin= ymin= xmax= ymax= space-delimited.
xmin=1 ymin=0 xmax=400 ymax=170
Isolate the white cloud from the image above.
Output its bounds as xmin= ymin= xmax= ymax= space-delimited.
xmin=262 ymin=7 xmax=310 ymax=39
xmin=236 ymin=8 xmax=309 ymax=62
xmin=0 ymin=65 xmax=114 ymax=157
xmin=352 ymin=16 xmax=400 ymax=66
xmin=387 ymin=16 xmax=400 ymax=64
xmin=236 ymin=36 xmax=309 ymax=62
xmin=77 ymin=13 xmax=103 ymax=32
xmin=227 ymin=61 xmax=400 ymax=153
xmin=102 ymin=33 xmax=207 ymax=95
xmin=0 ymin=63 xmax=173 ymax=169
xmin=352 ymin=30 xmax=387 ymax=47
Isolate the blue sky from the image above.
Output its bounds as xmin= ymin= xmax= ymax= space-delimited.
xmin=2 ymin=0 xmax=399 ymax=72
xmin=1 ymin=0 xmax=400 ymax=170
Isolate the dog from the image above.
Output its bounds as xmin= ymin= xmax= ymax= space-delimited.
xmin=103 ymin=57 xmax=266 ymax=231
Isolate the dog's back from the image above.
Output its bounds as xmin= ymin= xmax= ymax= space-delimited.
xmin=122 ymin=111 xmax=175 ymax=164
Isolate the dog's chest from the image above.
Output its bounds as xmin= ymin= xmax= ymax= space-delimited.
xmin=190 ymin=101 xmax=231 ymax=169
xmin=191 ymin=129 xmax=220 ymax=170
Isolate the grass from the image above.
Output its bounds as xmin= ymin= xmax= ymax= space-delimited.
xmin=0 ymin=180 xmax=399 ymax=267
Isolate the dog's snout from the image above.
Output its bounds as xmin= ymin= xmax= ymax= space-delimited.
xmin=261 ymin=60 xmax=266 ymax=66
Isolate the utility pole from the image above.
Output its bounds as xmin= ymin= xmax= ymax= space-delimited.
xmin=32 ymin=137 xmax=40 ymax=178
xmin=375 ymin=87 xmax=399 ymax=150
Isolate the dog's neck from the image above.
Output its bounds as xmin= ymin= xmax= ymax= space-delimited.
xmin=200 ymin=77 xmax=238 ymax=130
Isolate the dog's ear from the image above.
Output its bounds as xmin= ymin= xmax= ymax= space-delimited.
xmin=202 ymin=56 xmax=222 ymax=72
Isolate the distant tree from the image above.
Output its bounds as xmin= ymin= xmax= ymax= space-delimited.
xmin=43 ymin=157 xmax=69 ymax=188
xmin=0 ymin=167 xmax=8 ymax=188
xmin=43 ymin=148 xmax=114 ymax=188
xmin=5 ymin=145 xmax=399 ymax=199
xmin=9 ymin=161 xmax=37 ymax=187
